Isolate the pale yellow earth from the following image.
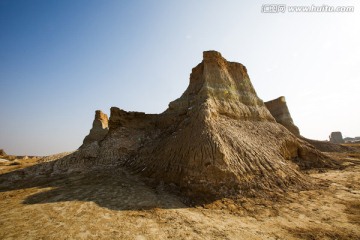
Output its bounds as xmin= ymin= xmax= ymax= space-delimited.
xmin=0 ymin=151 xmax=359 ymax=240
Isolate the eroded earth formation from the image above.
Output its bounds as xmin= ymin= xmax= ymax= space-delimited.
xmin=2 ymin=51 xmax=340 ymax=201
xmin=69 ymin=51 xmax=337 ymax=198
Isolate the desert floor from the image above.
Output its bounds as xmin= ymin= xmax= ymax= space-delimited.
xmin=0 ymin=151 xmax=359 ymax=240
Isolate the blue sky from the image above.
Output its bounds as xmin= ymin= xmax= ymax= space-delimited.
xmin=1 ymin=0 xmax=359 ymax=155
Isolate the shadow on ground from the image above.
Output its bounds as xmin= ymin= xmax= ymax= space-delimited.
xmin=0 ymin=155 xmax=188 ymax=211
xmin=2 ymin=148 xmax=359 ymax=213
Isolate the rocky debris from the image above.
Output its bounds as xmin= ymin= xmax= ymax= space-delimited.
xmin=0 ymin=158 xmax=10 ymax=164
xmin=265 ymin=96 xmax=300 ymax=136
xmin=344 ymin=136 xmax=360 ymax=143
xmin=329 ymin=132 xmax=344 ymax=144
xmin=0 ymin=149 xmax=25 ymax=161
xmin=82 ymin=110 xmax=109 ymax=145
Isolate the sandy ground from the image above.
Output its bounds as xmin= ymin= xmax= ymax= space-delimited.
xmin=0 ymin=153 xmax=359 ymax=240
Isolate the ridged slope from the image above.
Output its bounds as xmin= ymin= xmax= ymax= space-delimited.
xmin=123 ymin=51 xmax=335 ymax=198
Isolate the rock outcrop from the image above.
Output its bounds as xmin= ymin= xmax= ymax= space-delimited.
xmin=72 ymin=51 xmax=333 ymax=199
xmin=82 ymin=110 xmax=109 ymax=145
xmin=264 ymin=98 xmax=355 ymax=152
xmin=0 ymin=149 xmax=6 ymax=157
xmin=124 ymin=51 xmax=336 ymax=198
xmin=329 ymin=132 xmax=344 ymax=144
xmin=265 ymin=96 xmax=300 ymax=136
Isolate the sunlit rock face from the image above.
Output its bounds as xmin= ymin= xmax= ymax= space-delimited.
xmin=82 ymin=110 xmax=109 ymax=145
xmin=167 ymin=51 xmax=274 ymax=121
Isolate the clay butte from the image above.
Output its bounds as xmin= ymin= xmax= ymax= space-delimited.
xmin=78 ymin=50 xmax=337 ymax=199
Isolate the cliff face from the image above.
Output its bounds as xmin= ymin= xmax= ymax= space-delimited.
xmin=60 ymin=51 xmax=337 ymax=199
xmin=265 ymin=96 xmax=300 ymax=136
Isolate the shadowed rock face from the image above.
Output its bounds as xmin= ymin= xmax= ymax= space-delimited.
xmin=265 ymin=96 xmax=300 ymax=136
xmin=82 ymin=110 xmax=109 ymax=145
xmin=329 ymin=132 xmax=344 ymax=144
xmin=41 ymin=51 xmax=337 ymax=199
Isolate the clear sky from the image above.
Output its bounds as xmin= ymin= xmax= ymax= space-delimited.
xmin=1 ymin=0 xmax=359 ymax=156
